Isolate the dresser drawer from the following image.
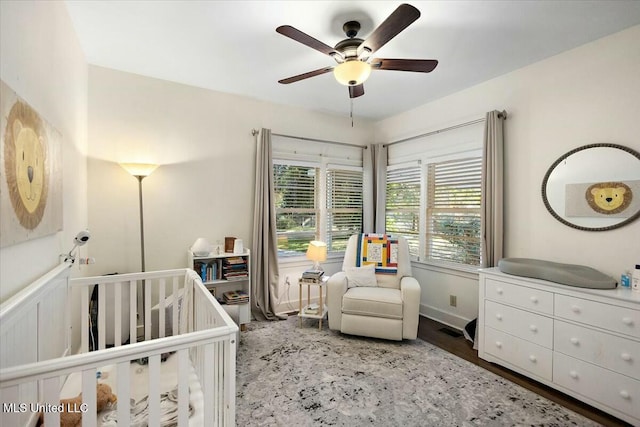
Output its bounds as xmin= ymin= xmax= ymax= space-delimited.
xmin=555 ymin=320 xmax=640 ymax=380
xmin=554 ymin=352 xmax=640 ymax=421
xmin=555 ymin=295 xmax=640 ymax=338
xmin=485 ymin=300 xmax=553 ymax=348
xmin=485 ymin=278 xmax=553 ymax=314
xmin=484 ymin=327 xmax=552 ymax=381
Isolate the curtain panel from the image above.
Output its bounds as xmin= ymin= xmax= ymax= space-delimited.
xmin=363 ymin=143 xmax=387 ymax=233
xmin=481 ymin=110 xmax=506 ymax=268
xmin=251 ymin=128 xmax=284 ymax=320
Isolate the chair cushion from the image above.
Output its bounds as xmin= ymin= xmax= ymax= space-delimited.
xmin=345 ymin=264 xmax=377 ymax=288
xmin=342 ymin=287 xmax=403 ymax=320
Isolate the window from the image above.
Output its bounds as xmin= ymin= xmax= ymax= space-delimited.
xmin=274 ymin=164 xmax=318 ymax=255
xmin=273 ymin=161 xmax=363 ymax=257
xmin=385 ymin=165 xmax=421 ymax=257
xmin=426 ymin=157 xmax=482 ymax=266
xmin=327 ymin=168 xmax=363 ymax=252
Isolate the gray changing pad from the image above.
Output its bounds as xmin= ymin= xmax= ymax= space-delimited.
xmin=497 ymin=258 xmax=617 ymax=289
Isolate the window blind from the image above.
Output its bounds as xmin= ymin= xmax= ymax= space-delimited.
xmin=426 ymin=157 xmax=482 ymax=266
xmin=273 ymin=164 xmax=318 ymax=255
xmin=385 ymin=166 xmax=421 ymax=257
xmin=326 ymin=169 xmax=363 ymax=252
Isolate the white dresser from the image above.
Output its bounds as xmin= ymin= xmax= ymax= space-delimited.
xmin=478 ymin=268 xmax=640 ymax=425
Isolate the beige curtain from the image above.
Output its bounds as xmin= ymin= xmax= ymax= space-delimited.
xmin=481 ymin=110 xmax=506 ymax=268
xmin=363 ymin=143 xmax=388 ymax=233
xmin=251 ymin=128 xmax=284 ymax=320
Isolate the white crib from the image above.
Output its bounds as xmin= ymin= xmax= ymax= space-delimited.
xmin=0 ymin=262 xmax=238 ymax=426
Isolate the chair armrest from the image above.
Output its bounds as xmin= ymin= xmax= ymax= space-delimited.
xmin=327 ymin=272 xmax=348 ymax=331
xmin=400 ymin=276 xmax=421 ymax=340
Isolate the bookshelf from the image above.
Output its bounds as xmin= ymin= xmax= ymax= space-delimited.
xmin=188 ymin=249 xmax=251 ymax=329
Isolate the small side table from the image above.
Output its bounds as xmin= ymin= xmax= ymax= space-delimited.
xmin=298 ymin=275 xmax=329 ymax=330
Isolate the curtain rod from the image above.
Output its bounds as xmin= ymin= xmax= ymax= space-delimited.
xmin=384 ymin=110 xmax=507 ymax=148
xmin=252 ymin=129 xmax=367 ymax=149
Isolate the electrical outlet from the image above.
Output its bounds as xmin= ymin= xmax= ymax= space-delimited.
xmin=449 ymin=295 xmax=457 ymax=307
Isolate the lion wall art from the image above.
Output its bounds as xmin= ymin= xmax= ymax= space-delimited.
xmin=1 ymin=80 xmax=62 ymax=247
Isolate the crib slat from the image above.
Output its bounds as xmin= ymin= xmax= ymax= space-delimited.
xmin=42 ymin=376 xmax=60 ymax=426
xmin=172 ymin=277 xmax=179 ymax=335
xmin=81 ymin=286 xmax=89 ymax=353
xmin=177 ymin=348 xmax=190 ymax=426
xmin=98 ymin=284 xmax=106 ymax=350
xmin=0 ymin=385 xmax=21 ymax=425
xmin=117 ymin=361 xmax=131 ymax=425
xmin=159 ymin=278 xmax=166 ymax=338
xmin=114 ymin=281 xmax=122 ymax=346
xmin=144 ymin=279 xmax=152 ymax=341
xmin=82 ymin=368 xmax=97 ymax=427
xmin=216 ymin=343 xmax=223 ymax=427
xmin=203 ymin=343 xmax=214 ymax=426
xmin=129 ymin=280 xmax=137 ymax=344
xmin=148 ymin=354 xmax=161 ymax=426
xmin=226 ymin=335 xmax=237 ymax=424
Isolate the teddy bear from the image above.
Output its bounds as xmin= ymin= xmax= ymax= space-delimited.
xmin=586 ymin=181 xmax=632 ymax=214
xmin=39 ymin=383 xmax=117 ymax=427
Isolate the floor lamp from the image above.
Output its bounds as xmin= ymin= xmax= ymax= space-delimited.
xmin=120 ymin=163 xmax=158 ymax=272
xmin=121 ymin=162 xmax=158 ymax=339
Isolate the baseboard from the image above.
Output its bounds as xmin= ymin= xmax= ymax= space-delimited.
xmin=419 ymin=304 xmax=471 ymax=331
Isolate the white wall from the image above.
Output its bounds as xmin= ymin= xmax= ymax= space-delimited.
xmin=86 ymin=66 xmax=374 ymax=278
xmin=376 ymin=25 xmax=640 ymax=329
xmin=0 ymin=0 xmax=88 ymax=302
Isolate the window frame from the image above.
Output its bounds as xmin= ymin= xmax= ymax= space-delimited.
xmin=424 ymin=156 xmax=483 ymax=267
xmin=273 ymin=157 xmax=364 ymax=260
xmin=386 ymin=133 xmax=483 ymax=271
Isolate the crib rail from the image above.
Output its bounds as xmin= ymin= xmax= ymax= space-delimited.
xmin=1 ymin=268 xmax=238 ymax=427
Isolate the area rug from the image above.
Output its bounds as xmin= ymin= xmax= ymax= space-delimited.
xmin=236 ymin=316 xmax=601 ymax=427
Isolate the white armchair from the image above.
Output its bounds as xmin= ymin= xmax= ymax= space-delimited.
xmin=327 ymin=235 xmax=421 ymax=340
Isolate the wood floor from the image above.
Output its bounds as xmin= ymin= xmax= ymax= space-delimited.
xmin=418 ymin=316 xmax=632 ymax=427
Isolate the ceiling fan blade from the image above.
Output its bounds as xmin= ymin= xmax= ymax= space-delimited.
xmin=358 ymin=4 xmax=420 ymax=57
xmin=371 ymin=58 xmax=438 ymax=73
xmin=276 ymin=25 xmax=342 ymax=58
xmin=349 ymin=84 xmax=365 ymax=98
xmin=278 ymin=66 xmax=334 ymax=84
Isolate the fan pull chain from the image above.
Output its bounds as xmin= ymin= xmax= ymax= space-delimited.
xmin=350 ymin=98 xmax=354 ymax=127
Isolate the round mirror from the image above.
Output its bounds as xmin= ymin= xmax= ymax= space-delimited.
xmin=542 ymin=143 xmax=640 ymax=231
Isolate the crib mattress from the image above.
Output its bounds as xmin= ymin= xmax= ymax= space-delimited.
xmin=60 ymin=353 xmax=203 ymax=426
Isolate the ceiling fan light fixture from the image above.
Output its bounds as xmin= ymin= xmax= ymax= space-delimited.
xmin=333 ymin=60 xmax=372 ymax=86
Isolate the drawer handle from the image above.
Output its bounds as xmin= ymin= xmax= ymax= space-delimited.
xmin=622 ymin=317 xmax=634 ymax=326
xmin=570 ymin=337 xmax=579 ymax=345
xmin=571 ymin=305 xmax=581 ymax=314
xmin=530 ymin=296 xmax=538 ymax=304
xmin=619 ymin=390 xmax=630 ymax=400
xmin=529 ymin=325 xmax=538 ymax=332
xmin=569 ymin=370 xmax=578 ymax=379
xmin=529 ymin=355 xmax=537 ymax=363
xmin=496 ymin=288 xmax=503 ymax=295
xmin=496 ymin=313 xmax=503 ymax=321
xmin=621 ymin=353 xmax=632 ymax=362
xmin=495 ymin=341 xmax=502 ymax=349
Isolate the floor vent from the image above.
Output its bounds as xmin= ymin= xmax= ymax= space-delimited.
xmin=438 ymin=327 xmax=463 ymax=338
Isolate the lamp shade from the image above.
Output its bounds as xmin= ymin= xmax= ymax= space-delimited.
xmin=120 ymin=162 xmax=159 ymax=177
xmin=333 ymin=61 xmax=372 ymax=86
xmin=306 ymin=240 xmax=327 ymax=262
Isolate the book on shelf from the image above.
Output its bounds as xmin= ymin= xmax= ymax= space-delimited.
xmin=221 ymin=256 xmax=248 ymax=280
xmin=222 ymin=290 xmax=249 ymax=305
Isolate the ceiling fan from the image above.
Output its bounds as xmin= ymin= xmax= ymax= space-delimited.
xmin=276 ymin=3 xmax=438 ymax=99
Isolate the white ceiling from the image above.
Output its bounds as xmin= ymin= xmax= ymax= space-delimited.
xmin=65 ymin=1 xmax=640 ymax=121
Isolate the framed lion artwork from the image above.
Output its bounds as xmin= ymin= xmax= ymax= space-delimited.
xmin=1 ymin=80 xmax=62 ymax=247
